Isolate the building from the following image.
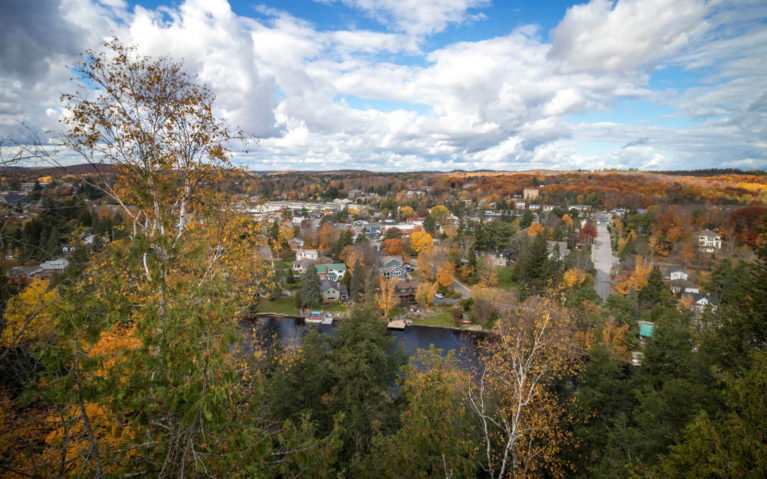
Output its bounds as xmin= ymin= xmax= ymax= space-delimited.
xmin=394 ymin=280 xmax=418 ymax=304
xmin=687 ymin=294 xmax=720 ymax=315
xmin=320 ymin=280 xmax=341 ymax=302
xmin=292 ymin=259 xmax=314 ymax=274
xmin=296 ymin=248 xmax=319 ymax=261
xmin=638 ymin=320 xmax=655 ymax=339
xmin=315 ymin=263 xmax=347 ymax=281
xmin=288 ymin=238 xmax=305 ymax=250
xmin=523 ymin=188 xmax=540 ymax=201
xmin=670 ymin=279 xmax=700 ymax=296
xmin=546 ymin=241 xmax=570 ymax=261
xmin=665 ymin=267 xmax=688 ymax=281
xmin=378 ymin=255 xmax=405 ymax=278
xmin=698 ymin=229 xmax=722 ymax=253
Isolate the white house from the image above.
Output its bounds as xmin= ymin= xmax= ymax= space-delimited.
xmin=698 ymin=230 xmax=722 ymax=253
xmin=666 ymin=267 xmax=688 ymax=281
xmin=296 ymin=249 xmax=319 ymax=261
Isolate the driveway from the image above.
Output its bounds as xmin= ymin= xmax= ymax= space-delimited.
xmin=592 ymin=223 xmax=618 ymax=302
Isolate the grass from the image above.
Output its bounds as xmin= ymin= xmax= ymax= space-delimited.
xmin=258 ymin=296 xmax=350 ymax=315
xmin=259 ymin=296 xmax=300 ymax=316
xmin=496 ymin=267 xmax=518 ymax=291
xmin=409 ymin=307 xmax=456 ymax=328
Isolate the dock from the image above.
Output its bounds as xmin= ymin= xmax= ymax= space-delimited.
xmin=387 ymin=319 xmax=407 ymax=330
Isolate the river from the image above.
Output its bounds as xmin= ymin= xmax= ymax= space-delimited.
xmin=242 ymin=316 xmax=486 ymax=370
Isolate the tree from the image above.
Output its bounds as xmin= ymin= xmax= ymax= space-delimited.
xmin=415 ymin=281 xmax=439 ymax=307
xmin=527 ymin=221 xmax=544 ymax=237
xmin=0 ymin=279 xmax=58 ymax=354
xmin=350 ymin=261 xmax=365 ymax=301
xmin=382 ymin=238 xmax=406 ymax=256
xmin=328 ymin=306 xmax=399 ymax=463
xmin=469 ymin=296 xmax=580 ymax=478
xmin=423 ymin=214 xmax=437 ymax=235
xmin=410 ymin=230 xmax=434 ymax=254
xmin=37 ymin=39 xmax=273 ymax=475
xmin=437 ymin=262 xmax=455 ymax=288
xmin=430 ymin=205 xmax=449 ymax=223
xmin=376 ymin=276 xmax=400 ymax=318
xmin=369 ymin=347 xmax=476 ymax=477
xmin=579 ymin=222 xmax=598 ymax=244
xmin=301 ymin=263 xmax=322 ymax=308
xmin=399 ymin=206 xmax=414 ymax=219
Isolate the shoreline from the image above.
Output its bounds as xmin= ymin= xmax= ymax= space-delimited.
xmin=249 ymin=312 xmax=493 ymax=334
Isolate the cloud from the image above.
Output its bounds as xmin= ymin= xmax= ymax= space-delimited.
xmin=0 ymin=0 xmax=765 ymax=172
xmin=321 ymin=0 xmax=490 ymax=36
xmin=550 ymin=0 xmax=709 ymax=74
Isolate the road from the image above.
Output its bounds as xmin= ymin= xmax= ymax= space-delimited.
xmin=592 ymin=223 xmax=618 ymax=302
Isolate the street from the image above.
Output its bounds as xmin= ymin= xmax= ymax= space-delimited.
xmin=592 ymin=223 xmax=617 ymax=302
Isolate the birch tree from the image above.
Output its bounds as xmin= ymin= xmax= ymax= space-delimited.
xmin=469 ymin=296 xmax=581 ymax=478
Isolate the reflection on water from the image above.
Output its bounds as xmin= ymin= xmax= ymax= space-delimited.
xmin=242 ymin=316 xmax=485 ymax=370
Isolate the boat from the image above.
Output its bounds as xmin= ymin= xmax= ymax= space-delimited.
xmin=321 ymin=312 xmax=333 ymax=325
xmin=305 ymin=311 xmax=323 ymax=324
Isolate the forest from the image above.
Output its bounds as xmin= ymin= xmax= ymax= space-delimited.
xmin=1 ymin=40 xmax=766 ymax=478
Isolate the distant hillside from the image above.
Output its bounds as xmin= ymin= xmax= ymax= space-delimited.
xmin=1 ymin=163 xmax=116 ymax=176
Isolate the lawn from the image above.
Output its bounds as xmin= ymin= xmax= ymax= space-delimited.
xmin=496 ymin=267 xmax=518 ymax=291
xmin=409 ymin=308 xmax=456 ymax=328
xmin=258 ymin=296 xmax=300 ymax=316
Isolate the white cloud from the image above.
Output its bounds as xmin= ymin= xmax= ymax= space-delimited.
xmin=550 ymin=0 xmax=709 ymax=74
xmin=321 ymin=0 xmax=490 ymax=36
xmin=0 ymin=0 xmax=765 ymax=172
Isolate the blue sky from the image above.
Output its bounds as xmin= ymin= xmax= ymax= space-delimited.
xmin=1 ymin=0 xmax=765 ymax=171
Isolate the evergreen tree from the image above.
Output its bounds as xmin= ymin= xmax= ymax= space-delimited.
xmin=350 ymin=260 xmax=364 ymax=300
xmin=638 ymin=266 xmax=668 ymax=309
xmin=328 ymin=306 xmax=399 ymax=464
xmin=423 ymin=214 xmax=436 ymax=235
xmin=300 ymin=263 xmax=322 ymax=308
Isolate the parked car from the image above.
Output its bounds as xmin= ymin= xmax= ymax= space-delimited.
xmin=435 ymin=292 xmax=444 ymax=299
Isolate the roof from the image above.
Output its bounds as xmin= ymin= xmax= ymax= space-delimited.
xmin=315 ymin=263 xmax=346 ymax=272
xmin=698 ymin=229 xmax=720 ymax=238
xmin=395 ymin=280 xmax=418 ymax=290
xmin=320 ymin=280 xmax=340 ymax=292
xmin=638 ymin=321 xmax=655 ymax=338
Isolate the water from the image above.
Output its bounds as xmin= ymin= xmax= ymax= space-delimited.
xmin=243 ymin=316 xmax=485 ymax=370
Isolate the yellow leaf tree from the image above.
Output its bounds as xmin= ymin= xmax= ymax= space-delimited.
xmin=410 ymin=230 xmax=434 ymax=254
xmin=437 ymin=262 xmax=455 ymax=288
xmin=415 ymin=282 xmax=439 ymax=307
xmin=469 ymin=296 xmax=580 ymax=478
xmin=0 ymin=279 xmax=58 ymax=351
xmin=376 ymin=277 xmax=400 ymax=318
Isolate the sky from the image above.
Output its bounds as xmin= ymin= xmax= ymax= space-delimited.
xmin=1 ymin=0 xmax=766 ymax=172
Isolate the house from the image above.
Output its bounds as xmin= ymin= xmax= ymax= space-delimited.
xmin=8 ymin=264 xmax=42 ymax=282
xmin=296 ymin=249 xmax=319 ymax=261
xmin=670 ymin=279 xmax=700 ymax=295
xmin=478 ymin=249 xmax=516 ymax=267
xmin=288 ymin=238 xmax=305 ymax=250
xmin=394 ymin=280 xmax=418 ymax=304
xmin=515 ymin=201 xmax=526 ymax=210
xmin=339 ymin=284 xmax=349 ymax=302
xmin=665 ymin=267 xmax=688 ymax=281
xmin=320 ymin=280 xmax=341 ymax=302
xmin=315 ymin=263 xmax=347 ymax=281
xmin=292 ymin=259 xmax=314 ymax=274
xmin=546 ymin=241 xmax=570 ymax=261
xmin=570 ymin=205 xmax=592 ymax=214
xmin=378 ymin=255 xmax=405 ymax=278
xmin=523 ymin=188 xmax=540 ymax=201
xmin=698 ymin=229 xmax=722 ymax=253
xmin=638 ymin=321 xmax=655 ymax=339
xmin=687 ymin=294 xmax=720 ymax=315
xmin=541 ymin=205 xmax=556 ymax=213
xmin=40 ymin=258 xmax=69 ymax=273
